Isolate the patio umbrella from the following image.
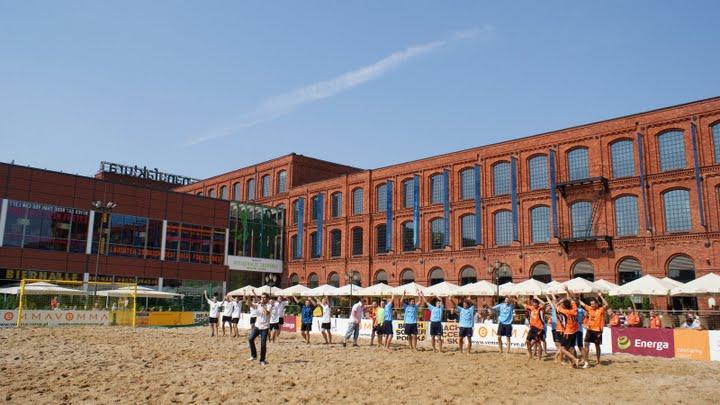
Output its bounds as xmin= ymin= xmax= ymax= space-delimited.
xmin=360 ymin=283 xmax=395 ymax=297
xmin=593 ymin=279 xmax=619 ymax=294
xmin=277 ymin=284 xmax=311 ymax=296
xmin=456 ymin=280 xmax=497 ymax=296
xmin=498 ymin=282 xmax=516 ymax=296
xmin=253 ymin=285 xmax=283 ymax=296
xmin=671 ymin=273 xmax=720 ymax=296
xmin=331 ymin=284 xmax=366 ymax=296
xmin=97 ymin=286 xmax=182 ymax=299
xmin=563 ymin=277 xmax=603 ymax=294
xmin=422 ymin=281 xmax=460 ymax=297
xmin=227 ymin=285 xmax=258 ymax=296
xmin=545 ymin=281 xmax=565 ymax=294
xmin=390 ymin=282 xmax=426 ymax=296
xmin=0 ymin=282 xmax=86 ymax=296
xmin=609 ymin=275 xmax=679 ymax=296
xmin=511 ymin=279 xmax=548 ymax=296
xmin=305 ymin=284 xmax=340 ymax=297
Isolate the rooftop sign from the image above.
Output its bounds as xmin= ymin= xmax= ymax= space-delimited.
xmin=100 ymin=161 xmax=199 ymax=186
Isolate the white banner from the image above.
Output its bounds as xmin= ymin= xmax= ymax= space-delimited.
xmin=709 ymin=331 xmax=720 ymax=362
xmin=227 ymin=256 xmax=282 ymax=273
xmin=1 ymin=310 xmax=110 ymax=327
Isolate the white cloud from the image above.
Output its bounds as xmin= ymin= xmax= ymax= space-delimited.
xmin=186 ymin=25 xmax=493 ymax=145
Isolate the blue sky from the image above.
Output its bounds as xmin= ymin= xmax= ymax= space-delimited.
xmin=1 ymin=1 xmax=718 ymax=179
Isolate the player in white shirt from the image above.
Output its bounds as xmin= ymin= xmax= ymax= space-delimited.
xmin=343 ymin=299 xmax=369 ymax=347
xmin=231 ymin=296 xmax=242 ymax=337
xmin=248 ymin=298 xmax=259 ymax=328
xmin=220 ymin=295 xmax=235 ymax=336
xmin=203 ymin=290 xmax=221 ymax=337
xmin=245 ymin=292 xmax=273 ymax=365
xmin=317 ymin=297 xmax=333 ymax=344
xmin=269 ymin=297 xmax=289 ymax=343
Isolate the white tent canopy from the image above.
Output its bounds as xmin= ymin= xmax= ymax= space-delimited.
xmin=422 ymin=281 xmax=460 ymax=297
xmin=0 ymin=282 xmax=86 ymax=296
xmin=563 ymin=277 xmax=603 ymax=294
xmin=510 ymin=279 xmax=547 ymax=296
xmin=305 ymin=284 xmax=340 ymax=297
xmin=277 ymin=284 xmax=311 ymax=297
xmin=661 ymin=277 xmax=683 ymax=288
xmin=227 ymin=285 xmax=258 ymax=296
xmin=253 ymin=285 xmax=283 ymax=296
xmin=456 ymin=280 xmax=497 ymax=296
xmin=331 ymin=284 xmax=365 ymax=296
xmin=498 ymin=282 xmax=516 ymax=296
xmin=97 ymin=286 xmax=182 ymax=299
xmin=391 ymin=282 xmax=426 ymax=296
xmin=593 ymin=279 xmax=619 ymax=293
xmin=671 ymin=273 xmax=720 ymax=296
xmin=360 ymin=283 xmax=395 ymax=297
xmin=545 ymin=281 xmax=565 ymax=294
xmin=609 ymin=275 xmax=680 ymax=296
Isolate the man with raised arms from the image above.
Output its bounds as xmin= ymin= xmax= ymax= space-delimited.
xmin=290 ymin=296 xmax=315 ymax=344
xmin=400 ymin=291 xmax=421 ymax=350
xmin=383 ymin=294 xmax=396 ymax=350
xmin=450 ymin=296 xmax=476 ymax=354
xmin=492 ymin=296 xmax=517 ymax=354
xmin=268 ymin=296 xmax=289 ymax=343
xmin=203 ymin=290 xmax=221 ymax=337
xmin=419 ymin=291 xmax=445 ymax=352
xmin=578 ymin=293 xmax=608 ymax=368
xmin=523 ymin=296 xmax=546 ymax=361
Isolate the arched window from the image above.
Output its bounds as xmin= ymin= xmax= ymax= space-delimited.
xmin=331 ymin=192 xmax=342 ymax=218
xmin=351 ymin=271 xmax=362 ymax=286
xmin=428 ymin=268 xmax=444 ymax=285
xmin=311 ymin=195 xmax=320 ymax=221
xmin=246 ymin=179 xmax=256 ymax=201
xmin=567 ymin=147 xmax=589 ymax=181
xmin=530 ymin=206 xmax=550 ymax=243
xmin=207 ymin=188 xmax=216 ymax=198
xmin=459 ymin=266 xmax=477 ymax=285
xmin=401 ymin=221 xmax=414 ymax=252
xmin=277 ymin=170 xmax=287 ymax=193
xmin=196 ymin=191 xmax=203 ymax=196
xmin=351 ymin=227 xmax=363 ymax=256
xmin=459 ymin=168 xmax=476 ymax=200
xmin=528 ymin=155 xmax=548 ymax=190
xmin=330 ymin=229 xmax=342 ymax=257
xmin=219 ymin=186 xmax=228 ymax=200
xmin=290 ymin=235 xmax=299 ymax=259
xmin=493 ymin=162 xmax=511 ymax=196
xmin=232 ymin=183 xmax=241 ymax=200
xmin=402 ymin=179 xmax=414 ymax=208
xmin=571 ymin=201 xmax=593 ymax=237
xmin=307 ymin=273 xmax=319 ymax=289
xmin=713 ymin=123 xmax=720 ymax=164
xmin=430 ymin=174 xmax=443 ymax=204
xmin=328 ymin=272 xmax=340 ymax=287
xmin=376 ymin=183 xmax=388 ymax=213
xmin=400 ymin=269 xmax=415 ymax=284
xmin=374 ymin=270 xmax=388 ymax=284
xmin=261 ymin=175 xmax=271 ymax=197
xmin=667 ymin=255 xmax=695 ymax=283
xmin=289 ymin=273 xmax=299 ymax=286
xmin=376 ymin=224 xmax=388 ymax=254
xmin=663 ymin=189 xmax=691 ymax=232
xmin=496 ymin=264 xmax=512 ymax=285
xmin=617 ymin=258 xmax=641 ymax=285
xmin=460 ymin=214 xmax=476 ymax=247
xmin=572 ymin=260 xmax=594 ymax=281
xmin=531 ymin=262 xmax=552 ymax=283
xmin=658 ymin=130 xmax=686 ymax=172
xmin=494 ymin=210 xmax=512 ymax=246
xmin=615 ymin=196 xmax=639 ymax=236
xmin=430 ymin=218 xmax=445 ymax=250
xmin=352 ymin=188 xmax=364 ymax=215
xmin=310 ymin=232 xmax=320 ymax=258
xmin=611 ymin=140 xmax=635 ymax=178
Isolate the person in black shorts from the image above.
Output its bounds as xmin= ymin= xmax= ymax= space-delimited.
xmin=291 ymin=296 xmax=315 ymax=344
xmin=419 ymin=291 xmax=445 ymax=352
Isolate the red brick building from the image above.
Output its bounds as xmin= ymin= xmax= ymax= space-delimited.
xmin=176 ymin=96 xmax=720 ymax=308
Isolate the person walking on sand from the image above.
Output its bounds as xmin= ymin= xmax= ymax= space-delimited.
xmin=400 ymin=291 xmax=420 ymax=350
xmin=203 ymin=291 xmax=221 ymax=337
xmin=383 ymin=294 xmax=396 ymax=350
xmin=343 ymin=298 xmax=367 ymax=347
xmin=492 ymin=296 xmax=516 ymax=354
xmin=450 ymin=296 xmax=476 ymax=354
xmin=231 ymin=296 xmax=242 ymax=337
xmin=269 ymin=296 xmax=289 ymax=343
xmin=220 ymin=294 xmax=235 ymax=337
xmin=419 ymin=291 xmax=444 ymax=352
xmin=246 ymin=293 xmax=273 ymax=366
xmin=579 ymin=293 xmax=608 ymax=368
xmin=291 ymin=296 xmax=315 ymax=344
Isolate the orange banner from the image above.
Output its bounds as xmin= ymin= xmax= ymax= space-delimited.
xmin=673 ymin=329 xmax=710 ymax=361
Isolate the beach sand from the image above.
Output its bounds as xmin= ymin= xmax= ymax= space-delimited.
xmin=1 ymin=326 xmax=718 ymax=404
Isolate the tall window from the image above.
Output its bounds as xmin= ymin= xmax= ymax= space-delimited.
xmin=207 ymin=188 xmax=216 ymax=198
xmin=290 ymin=235 xmax=299 ymax=259
xmin=308 ymin=273 xmax=319 ymax=288
xmin=219 ymin=186 xmax=228 ymax=200
xmin=428 ymin=268 xmax=444 ymax=285
xmin=291 ymin=200 xmax=300 ymax=225
xmin=460 ymin=168 xmax=475 ymax=200
xmin=331 ymin=192 xmax=342 ymax=218
xmin=376 ymin=224 xmax=388 ymax=253
xmin=277 ymin=170 xmax=287 ymax=193
xmin=658 ymin=130 xmax=686 ymax=172
xmin=530 ymin=206 xmax=550 ymax=243
xmin=289 ymin=274 xmax=299 ymax=286
xmin=528 ymin=155 xmax=548 ymax=190
xmin=261 ymin=175 xmax=271 ymax=197
xmin=374 ymin=270 xmax=388 ymax=284
xmin=351 ymin=227 xmax=363 ymax=256
xmin=567 ymin=148 xmax=589 ymax=181
xmin=310 ymin=231 xmax=320 ymax=258
xmin=494 ymin=210 xmax=512 ymax=246
xmin=402 ymin=221 xmax=414 ymax=251
xmin=572 ymin=260 xmax=595 ymax=281
xmin=713 ymin=124 xmax=720 ymax=164
xmin=352 ymin=188 xmax=363 ymax=215
xmin=403 ymin=179 xmax=414 ymax=208
xmin=618 ymin=258 xmax=641 ymax=285
xmin=430 ymin=218 xmax=445 ymax=250
xmin=614 ymin=196 xmax=639 ymax=236
xmin=663 ymin=189 xmax=691 ymax=232
xmin=459 ymin=266 xmax=477 ymax=285
xmin=667 ymin=255 xmax=695 ymax=283
xmin=330 ymin=229 xmax=341 ymax=257
xmin=246 ymin=179 xmax=256 ymax=201
xmin=531 ymin=262 xmax=552 ymax=283
xmin=232 ymin=183 xmax=241 ymax=200
xmin=377 ymin=184 xmax=387 ymax=213
xmin=328 ymin=272 xmax=340 ymax=287
xmin=571 ymin=201 xmax=592 ymax=237
xmin=611 ymin=140 xmax=635 ymax=178
xmin=430 ymin=174 xmax=443 ymax=204
xmin=493 ymin=162 xmax=511 ymax=196
xmin=400 ymin=269 xmax=415 ymax=284
xmin=460 ymin=215 xmax=476 ymax=247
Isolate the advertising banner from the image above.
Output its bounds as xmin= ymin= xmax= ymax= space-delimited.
xmin=611 ymin=327 xmax=675 ymax=358
xmin=394 ymin=321 xmax=428 ymax=342
xmin=281 ymin=315 xmax=297 ymax=333
xmin=709 ymin=331 xmax=720 ymax=362
xmin=1 ymin=310 xmax=110 ymax=327
xmin=673 ymin=329 xmax=710 ymax=361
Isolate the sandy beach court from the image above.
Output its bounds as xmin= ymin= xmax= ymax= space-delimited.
xmin=1 ymin=326 xmax=718 ymax=404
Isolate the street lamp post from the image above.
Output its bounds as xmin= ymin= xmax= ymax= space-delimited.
xmin=265 ymin=273 xmax=277 ymax=295
xmin=488 ymin=259 xmax=501 ymax=302
xmin=91 ymin=201 xmax=117 ymax=295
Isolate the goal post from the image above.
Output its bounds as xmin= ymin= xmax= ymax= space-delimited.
xmin=13 ymin=278 xmax=138 ymax=328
